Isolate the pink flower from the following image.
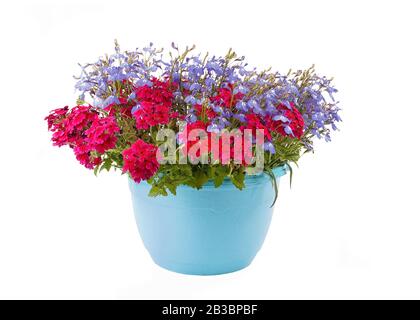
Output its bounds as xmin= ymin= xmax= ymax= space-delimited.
xmin=133 ymin=78 xmax=174 ymax=129
xmin=73 ymin=142 xmax=101 ymax=169
xmin=46 ymin=105 xmax=97 ymax=147
xmin=240 ymin=114 xmax=272 ymax=140
xmin=135 ymin=78 xmax=173 ymax=105
xmin=85 ymin=116 xmax=120 ymax=154
xmin=194 ymin=104 xmax=217 ymax=121
xmin=133 ymin=101 xmax=170 ymax=129
xmin=122 ymin=139 xmax=159 ymax=183
xmin=266 ymin=103 xmax=305 ymax=139
xmin=45 ymin=106 xmax=121 ymax=169
xmin=45 ymin=106 xmax=69 ymax=130
xmin=65 ymin=105 xmax=97 ymax=133
xmin=211 ymin=84 xmax=244 ymax=108
xmin=104 ymin=96 xmax=135 ymax=117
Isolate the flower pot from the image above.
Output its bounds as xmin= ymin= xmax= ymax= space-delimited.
xmin=129 ymin=165 xmax=287 ymax=275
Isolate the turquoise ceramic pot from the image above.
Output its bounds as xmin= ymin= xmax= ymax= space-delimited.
xmin=129 ymin=166 xmax=287 ymax=275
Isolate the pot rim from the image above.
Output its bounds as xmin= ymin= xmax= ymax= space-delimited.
xmin=129 ymin=164 xmax=288 ymax=190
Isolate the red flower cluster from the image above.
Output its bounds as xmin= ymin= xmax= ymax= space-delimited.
xmin=105 ymin=96 xmax=134 ymax=117
xmin=122 ymin=139 xmax=159 ymax=183
xmin=194 ymin=104 xmax=217 ymax=121
xmin=266 ymin=103 xmax=305 ymax=139
xmin=45 ymin=106 xmax=120 ymax=169
xmin=211 ymin=85 xmax=244 ymax=108
xmin=46 ymin=78 xmax=306 ymax=177
xmin=180 ymin=121 xmax=253 ymax=165
xmin=85 ymin=116 xmax=120 ymax=154
xmin=45 ymin=106 xmax=69 ymax=131
xmin=240 ymin=114 xmax=272 ymax=141
xmin=73 ymin=143 xmax=101 ymax=169
xmin=47 ymin=105 xmax=97 ymax=147
xmin=133 ymin=79 xmax=174 ymax=129
xmin=180 ymin=121 xmax=209 ymax=162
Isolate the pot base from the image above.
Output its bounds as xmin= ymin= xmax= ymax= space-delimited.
xmin=151 ymin=256 xmax=253 ymax=276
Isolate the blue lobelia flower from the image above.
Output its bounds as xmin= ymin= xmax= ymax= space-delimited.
xmin=264 ymin=142 xmax=276 ymax=154
xmin=233 ymin=113 xmax=247 ymax=122
xmin=283 ymin=125 xmax=294 ymax=136
xmin=131 ymin=104 xmax=141 ymax=114
xmin=185 ymin=95 xmax=197 ymax=105
xmin=235 ymin=101 xmax=248 ymax=112
xmin=272 ymin=114 xmax=290 ymax=123
xmin=102 ymin=95 xmax=120 ymax=108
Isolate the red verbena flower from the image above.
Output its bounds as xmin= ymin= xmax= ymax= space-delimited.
xmin=179 ymin=121 xmax=253 ymax=165
xmin=133 ymin=78 xmax=174 ymax=129
xmin=134 ymin=101 xmax=171 ymax=129
xmin=211 ymin=84 xmax=244 ymax=108
xmin=122 ymin=139 xmax=159 ymax=183
xmin=73 ymin=142 xmax=101 ymax=169
xmin=85 ymin=116 xmax=120 ymax=154
xmin=105 ymin=96 xmax=135 ymax=117
xmin=240 ymin=114 xmax=272 ymax=141
xmin=45 ymin=106 xmax=69 ymax=130
xmin=169 ymin=111 xmax=185 ymax=121
xmin=194 ymin=104 xmax=217 ymax=121
xmin=65 ymin=105 xmax=98 ymax=133
xmin=46 ymin=106 xmax=121 ymax=169
xmin=179 ymin=121 xmax=209 ymax=161
xmin=47 ymin=105 xmax=97 ymax=147
xmin=266 ymin=103 xmax=305 ymax=139
xmin=134 ymin=78 xmax=173 ymax=104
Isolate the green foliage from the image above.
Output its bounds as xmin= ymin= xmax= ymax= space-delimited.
xmin=265 ymin=135 xmax=304 ymax=169
xmin=264 ymin=168 xmax=278 ymax=208
xmin=230 ymin=167 xmax=245 ymax=190
xmin=213 ymin=165 xmax=230 ymax=187
xmin=147 ymin=164 xmax=193 ymax=196
xmin=91 ymin=117 xmax=301 ymax=196
xmin=145 ymin=163 xmax=250 ymax=195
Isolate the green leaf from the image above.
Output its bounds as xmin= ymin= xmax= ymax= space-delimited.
xmin=180 ymin=164 xmax=193 ymax=177
xmin=285 ymin=162 xmax=293 ymax=188
xmin=214 ymin=165 xmax=229 ymax=188
xmin=148 ymin=185 xmax=167 ymax=197
xmin=193 ymin=170 xmax=209 ymax=189
xmin=166 ymin=183 xmax=177 ymax=195
xmin=230 ymin=170 xmax=245 ymax=190
xmin=214 ymin=175 xmax=225 ymax=188
xmin=265 ymin=168 xmax=278 ymax=208
xmin=207 ymin=166 xmax=216 ymax=179
xmin=93 ymin=164 xmax=100 ymax=176
xmin=100 ymin=158 xmax=112 ymax=172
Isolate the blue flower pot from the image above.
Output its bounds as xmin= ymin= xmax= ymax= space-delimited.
xmin=129 ymin=166 xmax=287 ymax=275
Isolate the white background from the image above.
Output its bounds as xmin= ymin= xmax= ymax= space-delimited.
xmin=0 ymin=0 xmax=419 ymax=299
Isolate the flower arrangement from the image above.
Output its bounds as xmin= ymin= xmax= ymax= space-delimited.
xmin=45 ymin=41 xmax=341 ymax=197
